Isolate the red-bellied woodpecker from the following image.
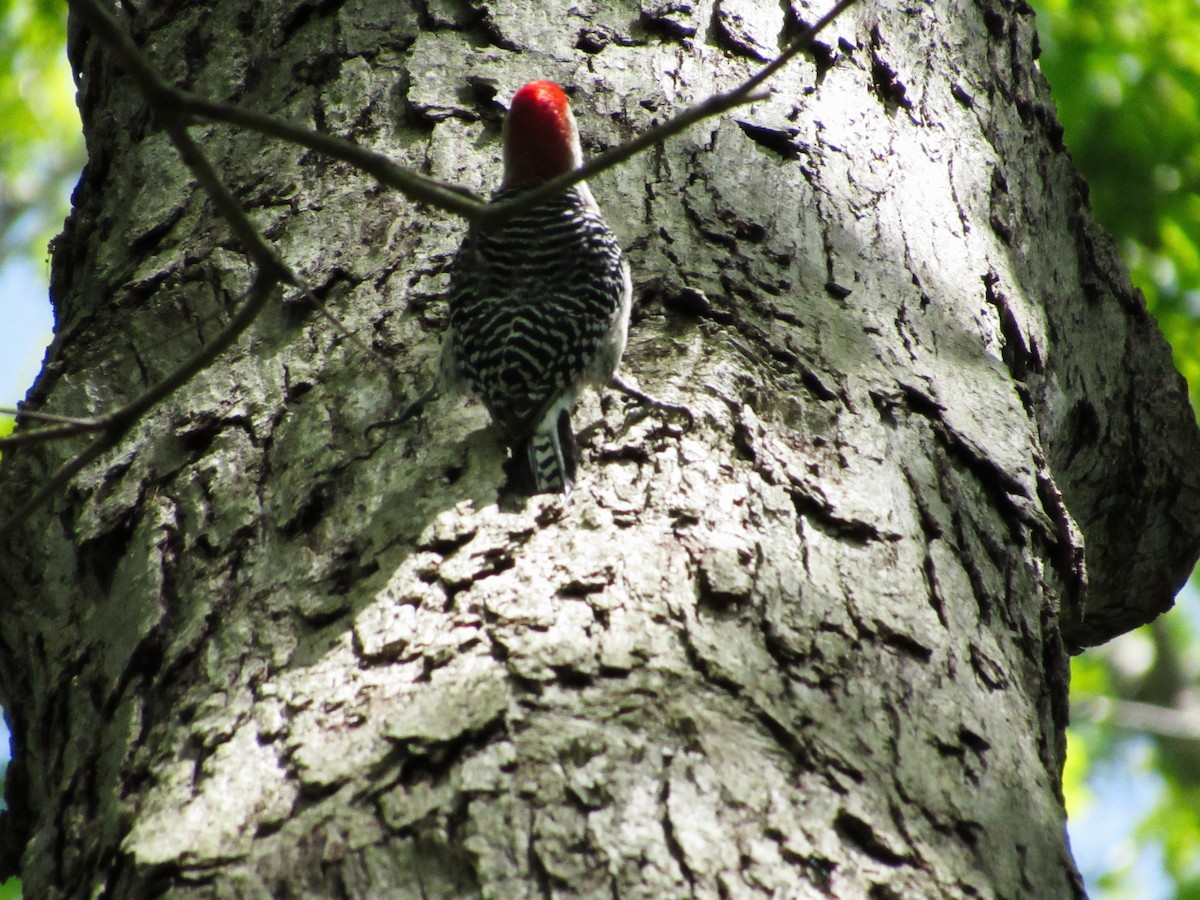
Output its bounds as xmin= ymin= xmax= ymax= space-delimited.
xmin=442 ymin=80 xmax=632 ymax=495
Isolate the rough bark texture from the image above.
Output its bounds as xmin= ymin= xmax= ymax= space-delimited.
xmin=2 ymin=0 xmax=1198 ymax=897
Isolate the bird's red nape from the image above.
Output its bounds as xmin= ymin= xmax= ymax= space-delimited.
xmin=502 ymin=80 xmax=583 ymax=188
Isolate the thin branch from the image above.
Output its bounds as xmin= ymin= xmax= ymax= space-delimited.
xmin=64 ymin=0 xmax=485 ymax=218
xmin=134 ymin=0 xmax=857 ymax=227
xmin=0 ymin=425 xmax=94 ymax=449
xmin=0 ymin=408 xmax=104 ymax=427
xmin=0 ymin=274 xmax=279 ymax=538
xmin=740 ymin=0 xmax=858 ymax=96
xmin=0 ymin=430 xmax=120 ymax=540
xmin=73 ymin=0 xmax=407 ymax=374
xmin=2 ymin=278 xmax=261 ymax=528
xmin=182 ymin=95 xmax=485 ymax=219
xmin=0 ymin=414 xmax=105 ymax=448
xmin=481 ymin=0 xmax=859 ymax=225
xmin=0 ymin=88 xmax=288 ymax=455
xmin=1073 ymin=694 xmax=1200 ymax=741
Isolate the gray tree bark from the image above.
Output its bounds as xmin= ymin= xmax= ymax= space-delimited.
xmin=3 ymin=0 xmax=1198 ymax=897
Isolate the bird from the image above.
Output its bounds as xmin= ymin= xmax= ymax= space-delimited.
xmin=441 ymin=80 xmax=632 ymax=495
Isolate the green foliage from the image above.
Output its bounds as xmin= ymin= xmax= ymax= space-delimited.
xmin=1151 ymin=783 xmax=1200 ymax=890
xmin=1035 ymin=0 xmax=1200 ymax=412
xmin=0 ymin=0 xmax=83 ymax=269
xmin=1061 ymin=727 xmax=1095 ymax=815
xmin=0 ymin=877 xmax=19 ymax=900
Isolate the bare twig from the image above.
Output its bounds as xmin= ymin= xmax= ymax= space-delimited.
xmin=0 ymin=415 xmax=103 ymax=448
xmin=182 ymin=95 xmax=486 ymax=219
xmin=0 ymin=275 xmax=277 ymax=537
xmin=1073 ymin=694 xmax=1200 ymax=741
xmin=136 ymin=0 xmax=858 ymax=226
xmin=740 ymin=0 xmax=858 ymax=96
xmin=57 ymin=0 xmax=485 ymax=217
xmin=0 ymin=408 xmax=104 ymax=427
xmin=482 ymin=0 xmax=859 ymax=224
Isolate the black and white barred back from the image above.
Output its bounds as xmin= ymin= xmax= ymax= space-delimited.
xmin=445 ymin=184 xmax=631 ymax=494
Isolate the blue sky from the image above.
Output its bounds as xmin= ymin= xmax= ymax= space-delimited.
xmin=0 ymin=256 xmax=55 ymax=410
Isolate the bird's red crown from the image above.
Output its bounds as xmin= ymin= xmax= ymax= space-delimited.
xmin=502 ymin=80 xmax=583 ymax=188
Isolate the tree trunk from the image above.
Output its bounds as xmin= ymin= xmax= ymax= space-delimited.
xmin=3 ymin=0 xmax=1197 ymax=896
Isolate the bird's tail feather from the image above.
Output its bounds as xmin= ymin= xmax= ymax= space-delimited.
xmin=514 ymin=408 xmax=577 ymax=495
